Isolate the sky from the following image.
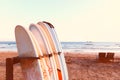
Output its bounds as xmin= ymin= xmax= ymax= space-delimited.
xmin=0 ymin=0 xmax=120 ymax=42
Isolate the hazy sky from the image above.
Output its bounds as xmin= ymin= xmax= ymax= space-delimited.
xmin=0 ymin=0 xmax=120 ymax=42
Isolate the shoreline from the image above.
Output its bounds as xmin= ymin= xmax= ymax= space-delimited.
xmin=0 ymin=51 xmax=120 ymax=80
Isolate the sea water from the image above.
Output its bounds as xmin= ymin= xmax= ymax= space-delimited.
xmin=1 ymin=41 xmax=120 ymax=53
xmin=61 ymin=42 xmax=120 ymax=53
xmin=0 ymin=41 xmax=16 ymax=51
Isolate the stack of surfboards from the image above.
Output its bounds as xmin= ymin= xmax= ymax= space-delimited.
xmin=15 ymin=21 xmax=68 ymax=80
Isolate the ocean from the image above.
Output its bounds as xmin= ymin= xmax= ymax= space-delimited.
xmin=0 ymin=41 xmax=16 ymax=51
xmin=0 ymin=41 xmax=120 ymax=53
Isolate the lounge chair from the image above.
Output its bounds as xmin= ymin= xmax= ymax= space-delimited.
xmin=98 ymin=52 xmax=106 ymax=62
xmin=106 ymin=52 xmax=114 ymax=62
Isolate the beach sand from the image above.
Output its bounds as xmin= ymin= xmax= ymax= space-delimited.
xmin=0 ymin=51 xmax=120 ymax=80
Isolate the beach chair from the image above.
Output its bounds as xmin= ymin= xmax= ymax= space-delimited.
xmin=106 ymin=52 xmax=114 ymax=62
xmin=98 ymin=52 xmax=106 ymax=62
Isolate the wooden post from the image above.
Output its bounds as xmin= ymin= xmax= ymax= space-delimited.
xmin=6 ymin=58 xmax=14 ymax=80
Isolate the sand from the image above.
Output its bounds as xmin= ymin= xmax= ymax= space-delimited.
xmin=0 ymin=51 xmax=120 ymax=80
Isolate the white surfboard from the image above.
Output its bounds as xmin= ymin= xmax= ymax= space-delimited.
xmin=15 ymin=25 xmax=50 ymax=80
xmin=37 ymin=22 xmax=63 ymax=80
xmin=29 ymin=24 xmax=58 ymax=80
xmin=42 ymin=21 xmax=69 ymax=80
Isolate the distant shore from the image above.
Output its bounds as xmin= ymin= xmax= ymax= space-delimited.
xmin=0 ymin=51 xmax=120 ymax=80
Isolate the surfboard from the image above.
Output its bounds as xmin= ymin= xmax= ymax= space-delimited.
xmin=37 ymin=22 xmax=63 ymax=80
xmin=41 ymin=21 xmax=69 ymax=80
xmin=29 ymin=24 xmax=58 ymax=80
xmin=15 ymin=25 xmax=50 ymax=80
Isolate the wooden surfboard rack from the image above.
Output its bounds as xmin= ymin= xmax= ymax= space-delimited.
xmin=6 ymin=53 xmax=61 ymax=80
xmin=6 ymin=56 xmax=39 ymax=80
xmin=6 ymin=52 xmax=61 ymax=80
